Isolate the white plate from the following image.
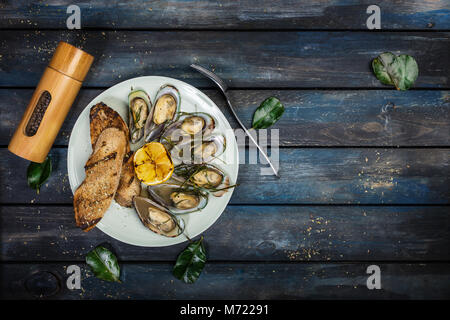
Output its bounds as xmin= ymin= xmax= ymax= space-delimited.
xmin=68 ymin=76 xmax=239 ymax=247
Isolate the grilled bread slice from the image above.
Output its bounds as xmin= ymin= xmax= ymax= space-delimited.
xmin=115 ymin=151 xmax=142 ymax=207
xmin=89 ymin=102 xmax=130 ymax=150
xmin=74 ymin=127 xmax=127 ymax=231
xmin=89 ymin=102 xmax=140 ymax=207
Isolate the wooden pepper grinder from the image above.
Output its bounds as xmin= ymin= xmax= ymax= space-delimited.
xmin=8 ymin=41 xmax=94 ymax=163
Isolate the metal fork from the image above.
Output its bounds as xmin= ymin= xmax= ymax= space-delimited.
xmin=191 ymin=64 xmax=280 ymax=177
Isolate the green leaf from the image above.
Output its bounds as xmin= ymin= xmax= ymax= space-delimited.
xmin=27 ymin=156 xmax=52 ymax=194
xmin=372 ymin=52 xmax=419 ymax=90
xmin=173 ymin=236 xmax=206 ymax=284
xmin=372 ymin=52 xmax=395 ymax=85
xmin=86 ymin=245 xmax=121 ymax=282
xmin=391 ymin=54 xmax=419 ymax=90
xmin=252 ymin=97 xmax=285 ymax=129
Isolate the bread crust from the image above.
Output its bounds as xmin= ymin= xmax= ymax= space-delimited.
xmin=89 ymin=102 xmax=142 ymax=206
xmin=89 ymin=102 xmax=130 ymax=151
xmin=74 ymin=128 xmax=127 ymax=231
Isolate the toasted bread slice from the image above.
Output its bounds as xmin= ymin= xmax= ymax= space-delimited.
xmin=74 ymin=128 xmax=127 ymax=231
xmin=90 ymin=102 xmax=139 ymax=207
xmin=115 ymin=151 xmax=142 ymax=207
xmin=89 ymin=102 xmax=129 ymax=150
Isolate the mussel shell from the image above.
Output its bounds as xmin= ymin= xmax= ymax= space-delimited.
xmin=148 ymin=182 xmax=208 ymax=214
xmin=128 ymin=89 xmax=152 ymax=144
xmin=170 ymin=134 xmax=226 ymax=164
xmin=160 ymin=112 xmax=216 ymax=150
xmin=133 ymin=196 xmax=185 ymax=237
xmin=211 ymin=176 xmax=230 ymax=197
xmin=144 ymin=84 xmax=181 ymax=142
xmin=172 ymin=164 xmax=232 ymax=197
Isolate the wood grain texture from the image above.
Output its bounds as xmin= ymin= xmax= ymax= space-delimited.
xmin=1 ymin=148 xmax=449 ymax=205
xmin=1 ymin=0 xmax=449 ymax=302
xmin=1 ymin=205 xmax=449 ymax=262
xmin=1 ymin=1 xmax=449 ymax=30
xmin=0 ymin=31 xmax=449 ymax=88
xmin=1 ymin=89 xmax=449 ymax=147
xmin=1 ymin=262 xmax=449 ymax=299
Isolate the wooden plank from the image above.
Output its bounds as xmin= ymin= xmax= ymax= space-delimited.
xmin=1 ymin=148 xmax=449 ymax=205
xmin=1 ymin=1 xmax=449 ymax=30
xmin=1 ymin=262 xmax=449 ymax=299
xmin=0 ymin=31 xmax=448 ymax=88
xmin=1 ymin=89 xmax=449 ymax=147
xmin=1 ymin=205 xmax=449 ymax=262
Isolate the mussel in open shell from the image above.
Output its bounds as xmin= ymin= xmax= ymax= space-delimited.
xmin=144 ymin=84 xmax=180 ymax=142
xmin=148 ymin=182 xmax=208 ymax=214
xmin=133 ymin=196 xmax=185 ymax=237
xmin=128 ymin=89 xmax=152 ymax=143
xmin=172 ymin=164 xmax=232 ymax=197
xmin=170 ymin=134 xmax=226 ymax=164
xmin=160 ymin=112 xmax=216 ymax=149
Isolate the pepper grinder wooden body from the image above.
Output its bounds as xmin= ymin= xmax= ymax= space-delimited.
xmin=8 ymin=42 xmax=94 ymax=163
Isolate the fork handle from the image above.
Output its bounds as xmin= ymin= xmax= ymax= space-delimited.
xmin=223 ymin=92 xmax=280 ymax=178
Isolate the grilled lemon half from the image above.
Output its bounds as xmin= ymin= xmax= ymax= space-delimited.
xmin=134 ymin=142 xmax=174 ymax=186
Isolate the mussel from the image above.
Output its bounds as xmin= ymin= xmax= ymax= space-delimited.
xmin=133 ymin=196 xmax=185 ymax=237
xmin=128 ymin=89 xmax=152 ymax=143
xmin=144 ymin=84 xmax=180 ymax=142
xmin=148 ymin=182 xmax=208 ymax=214
xmin=171 ymin=134 xmax=226 ymax=164
xmin=160 ymin=112 xmax=216 ymax=149
xmin=172 ymin=164 xmax=233 ymax=197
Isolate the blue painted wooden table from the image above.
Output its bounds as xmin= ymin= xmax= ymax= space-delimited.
xmin=0 ymin=1 xmax=449 ymax=299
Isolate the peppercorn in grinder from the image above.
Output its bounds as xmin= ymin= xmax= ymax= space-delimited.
xmin=8 ymin=41 xmax=94 ymax=163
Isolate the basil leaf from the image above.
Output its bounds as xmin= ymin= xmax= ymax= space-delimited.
xmin=372 ymin=52 xmax=419 ymax=90
xmin=252 ymin=97 xmax=285 ymax=129
xmin=173 ymin=237 xmax=206 ymax=284
xmin=27 ymin=156 xmax=52 ymax=194
xmin=86 ymin=245 xmax=121 ymax=282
